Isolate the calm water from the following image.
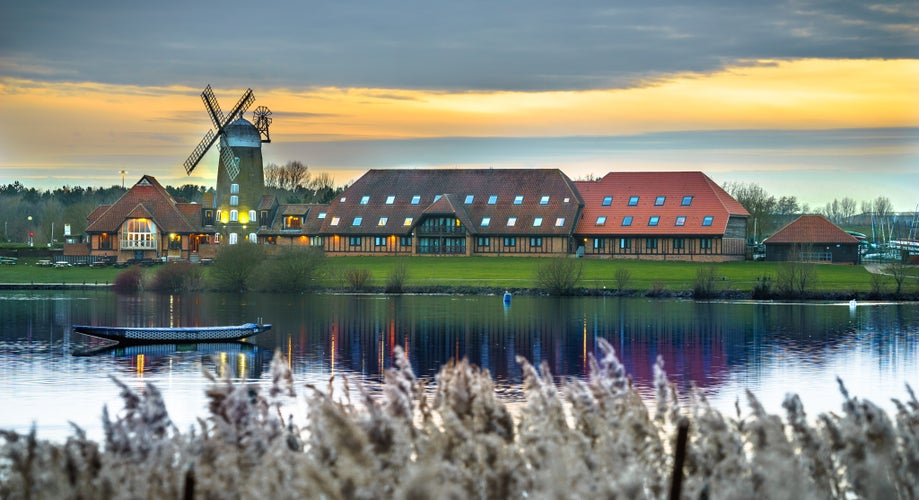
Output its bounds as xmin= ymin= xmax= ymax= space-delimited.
xmin=1 ymin=290 xmax=917 ymax=441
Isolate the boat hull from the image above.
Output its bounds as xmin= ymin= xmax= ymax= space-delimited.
xmin=72 ymin=323 xmax=271 ymax=344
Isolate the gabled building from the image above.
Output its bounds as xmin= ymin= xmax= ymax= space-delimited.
xmin=257 ymin=195 xmax=327 ymax=248
xmin=317 ymin=169 xmax=584 ymax=256
xmin=84 ymin=175 xmax=214 ymax=262
xmin=573 ymin=172 xmax=750 ymax=261
xmin=763 ymin=215 xmax=860 ymax=263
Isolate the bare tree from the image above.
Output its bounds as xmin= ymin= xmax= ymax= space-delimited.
xmin=883 ymin=261 xmax=909 ymax=295
xmin=723 ymin=182 xmax=776 ymax=242
xmin=264 ymin=162 xmax=282 ymax=189
xmin=839 ymin=197 xmax=857 ymax=223
xmin=280 ymin=161 xmax=310 ymax=191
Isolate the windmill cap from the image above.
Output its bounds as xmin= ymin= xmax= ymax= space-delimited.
xmin=226 ymin=117 xmax=261 ymax=148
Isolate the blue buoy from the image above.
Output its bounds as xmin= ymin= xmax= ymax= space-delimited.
xmin=503 ymin=291 xmax=512 ymax=305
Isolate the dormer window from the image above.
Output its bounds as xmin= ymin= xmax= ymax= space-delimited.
xmin=507 ymin=217 xmax=517 ymax=227
xmin=411 ymin=195 xmax=421 ymax=205
xmin=622 ymin=216 xmax=633 ymax=226
xmin=596 ymin=216 xmax=607 ymax=225
xmin=378 ymin=217 xmax=388 ymax=226
xmin=514 ymin=195 xmax=524 ymax=205
xmin=330 ymin=217 xmax=340 ymax=226
xmin=385 ymin=195 xmax=395 ymax=205
xmin=488 ymin=195 xmax=498 ymax=205
xmin=675 ymin=216 xmax=686 ymax=226
xmin=481 ymin=217 xmax=491 ymax=227
xmin=360 ymin=195 xmax=370 ymax=205
xmin=602 ymin=196 xmax=612 ymax=206
xmin=465 ymin=194 xmax=474 ymax=204
xmin=702 ymin=216 xmax=714 ymax=226
xmin=540 ymin=195 xmax=550 ymax=205
xmin=353 ymin=217 xmax=363 ymax=226
xmin=339 ymin=197 xmax=347 ymax=203
xmin=628 ymin=196 xmax=639 ymax=206
xmin=682 ymin=196 xmax=693 ymax=206
xmin=649 ymin=216 xmax=660 ymax=226
xmin=533 ymin=217 xmax=543 ymax=227
xmin=655 ymin=196 xmax=666 ymax=206
xmin=555 ymin=218 xmax=565 ymax=227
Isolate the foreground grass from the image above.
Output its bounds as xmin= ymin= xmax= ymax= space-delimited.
xmin=1 ymin=344 xmax=916 ymax=499
xmin=0 ymin=255 xmax=907 ymax=295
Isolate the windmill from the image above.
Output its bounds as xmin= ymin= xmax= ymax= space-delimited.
xmin=183 ymin=85 xmax=272 ymax=181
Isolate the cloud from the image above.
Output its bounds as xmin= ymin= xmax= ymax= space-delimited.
xmin=2 ymin=1 xmax=916 ymax=91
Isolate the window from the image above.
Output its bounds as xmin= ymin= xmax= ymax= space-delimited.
xmin=99 ymin=233 xmax=113 ymax=250
xmin=360 ymin=195 xmax=370 ymax=205
xmin=248 ymin=233 xmax=257 ymax=244
xmin=620 ymin=238 xmax=632 ymax=249
xmin=596 ymin=216 xmax=607 ymax=226
xmin=540 ymin=195 xmax=550 ymax=205
xmin=622 ymin=216 xmax=633 ymax=226
xmin=285 ymin=216 xmax=302 ymax=229
xmin=204 ymin=210 xmax=214 ymax=226
xmin=318 ymin=212 xmax=327 ymax=219
xmin=507 ymin=217 xmax=517 ymax=227
xmin=533 ymin=217 xmax=543 ymax=227
xmin=228 ymin=233 xmax=238 ymax=245
xmin=514 ymin=195 xmax=524 ymax=205
xmin=530 ymin=237 xmax=542 ymax=247
xmin=682 ymin=196 xmax=693 ymax=206
xmin=555 ymin=217 xmax=565 ymax=227
xmin=602 ymin=196 xmax=613 ymax=206
xmin=349 ymin=237 xmax=361 ymax=246
xmin=488 ymin=195 xmax=498 ymax=205
xmin=477 ymin=237 xmax=490 ymax=247
xmin=310 ymin=236 xmax=323 ymax=246
xmin=563 ymin=197 xmax=570 ymax=203
xmin=378 ymin=217 xmax=388 ymax=226
xmin=411 ymin=195 xmax=421 ymax=205
xmin=230 ymin=210 xmax=238 ymax=222
xmin=385 ymin=195 xmax=395 ymax=205
xmin=404 ymin=217 xmax=413 ymax=226
xmin=702 ymin=216 xmax=714 ymax=226
xmin=248 ymin=210 xmax=256 ymax=224
xmin=339 ymin=196 xmax=347 ymax=203
xmin=675 ymin=216 xmax=686 ymax=226
xmin=375 ymin=237 xmax=387 ymax=247
xmin=593 ymin=238 xmax=604 ymax=250
xmin=673 ymin=238 xmax=685 ymax=250
xmin=646 ymin=239 xmax=658 ymax=250
xmin=701 ymin=238 xmax=713 ymax=250
xmin=649 ymin=216 xmax=660 ymax=226
xmin=655 ymin=196 xmax=666 ymax=206
xmin=503 ymin=237 xmax=516 ymax=247
xmin=433 ymin=194 xmax=442 ymax=202
xmin=352 ymin=217 xmax=363 ymax=226
xmin=330 ymin=216 xmax=340 ymax=226
xmin=464 ymin=194 xmax=474 ymax=204
xmin=230 ymin=183 xmax=239 ymax=194
xmin=481 ymin=217 xmax=491 ymax=227
xmin=229 ymin=195 xmax=238 ymax=206
xmin=400 ymin=236 xmax=412 ymax=246
xmin=628 ymin=196 xmax=639 ymax=206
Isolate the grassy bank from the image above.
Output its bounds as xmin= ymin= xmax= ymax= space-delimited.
xmin=1 ymin=255 xmax=911 ymax=296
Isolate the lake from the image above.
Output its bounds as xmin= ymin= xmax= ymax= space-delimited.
xmin=1 ymin=290 xmax=917 ymax=441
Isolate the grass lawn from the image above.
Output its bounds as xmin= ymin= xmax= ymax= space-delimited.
xmin=0 ymin=255 xmax=895 ymax=295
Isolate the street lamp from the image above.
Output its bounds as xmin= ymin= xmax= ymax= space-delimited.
xmin=27 ymin=216 xmax=33 ymax=247
xmin=120 ymin=170 xmax=127 ymax=189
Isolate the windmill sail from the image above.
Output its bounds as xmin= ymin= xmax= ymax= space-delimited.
xmin=219 ymin=134 xmax=241 ymax=181
xmin=183 ymin=86 xmax=256 ymax=176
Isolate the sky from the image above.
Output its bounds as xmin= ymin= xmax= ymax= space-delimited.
xmin=0 ymin=0 xmax=917 ymax=211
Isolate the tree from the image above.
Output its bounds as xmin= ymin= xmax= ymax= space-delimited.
xmin=723 ymin=182 xmax=776 ymax=242
xmin=839 ymin=197 xmax=857 ymax=223
xmin=255 ymin=246 xmax=325 ymax=292
xmin=883 ymin=261 xmax=909 ymax=296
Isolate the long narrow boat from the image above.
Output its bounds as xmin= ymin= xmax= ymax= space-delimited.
xmin=72 ymin=322 xmax=271 ymax=345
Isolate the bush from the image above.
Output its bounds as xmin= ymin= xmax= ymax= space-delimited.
xmin=208 ymin=243 xmax=265 ymax=292
xmin=613 ymin=266 xmax=632 ymax=292
xmin=776 ymin=261 xmax=818 ymax=298
xmin=112 ymin=267 xmax=142 ymax=294
xmin=534 ymin=257 xmax=583 ymax=295
xmin=344 ymin=268 xmax=373 ymax=291
xmin=255 ymin=247 xmax=325 ymax=292
xmin=692 ymin=265 xmax=718 ymax=299
xmin=384 ymin=260 xmax=409 ymax=293
xmin=752 ymin=275 xmax=773 ymax=299
xmin=148 ymin=262 xmax=203 ymax=293
xmin=646 ymin=279 xmax=666 ymax=297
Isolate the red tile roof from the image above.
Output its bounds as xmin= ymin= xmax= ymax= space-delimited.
xmin=85 ymin=175 xmax=204 ymax=234
xmin=320 ymin=169 xmax=583 ymax=236
xmin=764 ymin=215 xmax=859 ymax=244
xmin=573 ymin=171 xmax=749 ymax=236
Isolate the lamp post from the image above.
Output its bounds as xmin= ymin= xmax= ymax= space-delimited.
xmin=27 ymin=216 xmax=33 ymax=247
xmin=120 ymin=170 xmax=127 ymax=189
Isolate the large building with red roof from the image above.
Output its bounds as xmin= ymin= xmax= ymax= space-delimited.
xmin=763 ymin=215 xmax=860 ymax=263
xmin=573 ymin=172 xmax=750 ymax=261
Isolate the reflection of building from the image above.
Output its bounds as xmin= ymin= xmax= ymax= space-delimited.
xmin=574 ymin=172 xmax=750 ymax=261
xmin=763 ymin=215 xmax=860 ymax=263
xmin=83 ymin=176 xmax=215 ymax=262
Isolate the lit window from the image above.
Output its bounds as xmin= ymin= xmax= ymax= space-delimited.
xmin=628 ymin=196 xmax=639 ymax=206
xmin=533 ymin=217 xmax=543 ymax=227
xmin=555 ymin=217 xmax=565 ymax=227
xmin=318 ymin=212 xmax=327 ymax=219
xmin=655 ymin=196 xmax=666 ymax=206
xmin=411 ymin=195 xmax=421 ymax=205
xmin=514 ymin=195 xmax=524 ymax=205
xmin=230 ymin=183 xmax=239 ymax=194
xmin=248 ymin=233 xmax=257 ymax=243
xmin=229 ymin=195 xmax=238 ymax=206
xmin=378 ymin=217 xmax=388 ymax=226
xmin=229 ymin=233 xmax=238 ymax=244
xmin=540 ymin=195 xmax=550 ymax=205
xmin=404 ymin=217 xmax=413 ymax=226
xmin=330 ymin=217 xmax=340 ymax=226
xmin=563 ymin=197 xmax=570 ymax=203
xmin=488 ymin=195 xmax=498 ymax=205
xmin=675 ymin=216 xmax=686 ymax=226
xmin=360 ymin=195 xmax=370 ymax=205
xmin=465 ymin=194 xmax=474 ymax=204
xmin=339 ymin=197 xmax=347 ymax=203
xmin=481 ymin=217 xmax=491 ymax=227
xmin=649 ymin=216 xmax=660 ymax=226
xmin=229 ymin=210 xmax=238 ymax=222
xmin=682 ymin=196 xmax=693 ymax=206
xmin=353 ymin=217 xmax=363 ymax=226
xmin=507 ymin=217 xmax=517 ymax=227
xmin=385 ymin=195 xmax=395 ymax=205
xmin=622 ymin=216 xmax=632 ymax=226
xmin=602 ymin=196 xmax=612 ymax=206
xmin=596 ymin=216 xmax=607 ymax=225
xmin=248 ymin=210 xmax=256 ymax=223
xmin=702 ymin=216 xmax=714 ymax=226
